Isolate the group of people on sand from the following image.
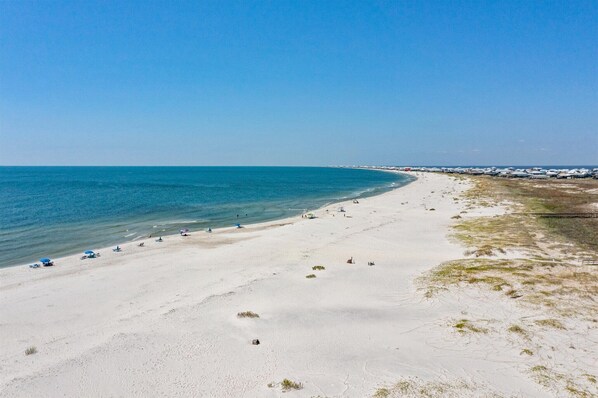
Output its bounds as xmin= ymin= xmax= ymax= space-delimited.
xmin=32 ymin=223 xmax=221 ymax=269
xmin=346 ymin=256 xmax=375 ymax=266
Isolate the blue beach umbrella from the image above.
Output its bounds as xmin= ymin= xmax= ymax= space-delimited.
xmin=84 ymin=250 xmax=95 ymax=255
xmin=40 ymin=258 xmax=51 ymax=263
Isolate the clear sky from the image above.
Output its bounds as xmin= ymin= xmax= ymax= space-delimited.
xmin=0 ymin=1 xmax=596 ymax=166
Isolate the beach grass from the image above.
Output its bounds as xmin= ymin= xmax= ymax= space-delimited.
xmin=25 ymin=346 xmax=37 ymax=355
xmin=453 ymin=319 xmax=488 ymax=334
xmin=520 ymin=348 xmax=534 ymax=356
xmin=280 ymin=378 xmax=303 ymax=391
xmin=423 ymin=175 xmax=598 ymax=320
xmin=373 ymin=387 xmax=390 ymax=397
xmin=237 ymin=311 xmax=259 ymax=318
xmin=421 ymin=175 xmax=598 ymax=397
xmin=508 ymin=324 xmax=528 ymax=337
xmin=370 ymin=377 xmax=504 ymax=397
xmin=534 ymin=318 xmax=566 ymax=329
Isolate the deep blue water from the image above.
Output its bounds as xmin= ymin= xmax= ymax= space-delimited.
xmin=0 ymin=167 xmax=411 ymax=267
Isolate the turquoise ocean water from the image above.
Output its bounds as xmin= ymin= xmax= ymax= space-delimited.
xmin=0 ymin=167 xmax=411 ymax=267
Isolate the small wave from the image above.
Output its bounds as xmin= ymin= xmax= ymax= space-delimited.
xmin=124 ymin=232 xmax=136 ymax=237
xmin=159 ymin=219 xmax=205 ymax=225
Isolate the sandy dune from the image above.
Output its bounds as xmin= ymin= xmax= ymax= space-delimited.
xmin=0 ymin=173 xmax=584 ymax=397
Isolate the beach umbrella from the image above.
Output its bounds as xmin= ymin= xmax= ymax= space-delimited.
xmin=84 ymin=250 xmax=95 ymax=255
xmin=40 ymin=258 xmax=51 ymax=263
xmin=180 ymin=228 xmax=189 ymax=233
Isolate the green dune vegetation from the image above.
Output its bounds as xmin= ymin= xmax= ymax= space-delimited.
xmin=419 ymin=175 xmax=598 ymax=398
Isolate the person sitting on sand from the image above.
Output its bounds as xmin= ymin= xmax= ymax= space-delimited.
xmin=138 ymin=242 xmax=144 ymax=247
xmin=156 ymin=237 xmax=163 ymax=242
xmin=207 ymin=227 xmax=212 ymax=233
xmin=113 ymin=246 xmax=121 ymax=252
xmin=347 ymin=257 xmax=354 ymax=264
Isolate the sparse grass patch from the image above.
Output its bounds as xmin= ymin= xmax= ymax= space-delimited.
xmin=529 ymin=365 xmax=596 ymax=397
xmin=421 ymin=258 xmax=525 ymax=295
xmin=305 ymin=274 xmax=316 ymax=279
xmin=492 ymin=283 xmax=508 ymax=291
xmin=280 ymin=378 xmax=303 ymax=391
xmin=506 ymin=288 xmax=522 ymax=299
xmin=237 ymin=311 xmax=259 ymax=318
xmin=453 ymin=319 xmax=488 ymax=334
xmin=521 ymin=348 xmax=534 ymax=356
xmin=508 ymin=324 xmax=528 ymax=337
xmin=25 ymin=346 xmax=37 ymax=356
xmin=369 ymin=377 xmax=504 ymax=397
xmin=453 ymin=214 xmax=536 ymax=253
xmin=464 ymin=245 xmax=506 ymax=257
xmin=535 ymin=319 xmax=566 ymax=329
xmin=312 ymin=265 xmax=325 ymax=271
xmin=530 ymin=365 xmax=554 ymax=388
xmin=421 ymin=255 xmax=598 ymax=318
xmin=373 ymin=387 xmax=390 ymax=397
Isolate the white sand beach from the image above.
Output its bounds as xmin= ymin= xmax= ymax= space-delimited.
xmin=1 ymin=172 xmax=595 ymax=397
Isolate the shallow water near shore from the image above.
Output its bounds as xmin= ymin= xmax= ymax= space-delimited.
xmin=0 ymin=166 xmax=411 ymax=267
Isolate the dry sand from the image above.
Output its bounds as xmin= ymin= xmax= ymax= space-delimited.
xmin=0 ymin=172 xmax=592 ymax=397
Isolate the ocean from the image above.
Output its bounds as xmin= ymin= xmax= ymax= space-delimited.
xmin=0 ymin=167 xmax=411 ymax=267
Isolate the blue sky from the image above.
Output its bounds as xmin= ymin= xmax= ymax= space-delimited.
xmin=1 ymin=1 xmax=596 ymax=166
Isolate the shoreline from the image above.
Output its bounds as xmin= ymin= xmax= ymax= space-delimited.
xmin=4 ymin=171 xmax=413 ymax=273
xmin=2 ymin=168 xmax=412 ymax=270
